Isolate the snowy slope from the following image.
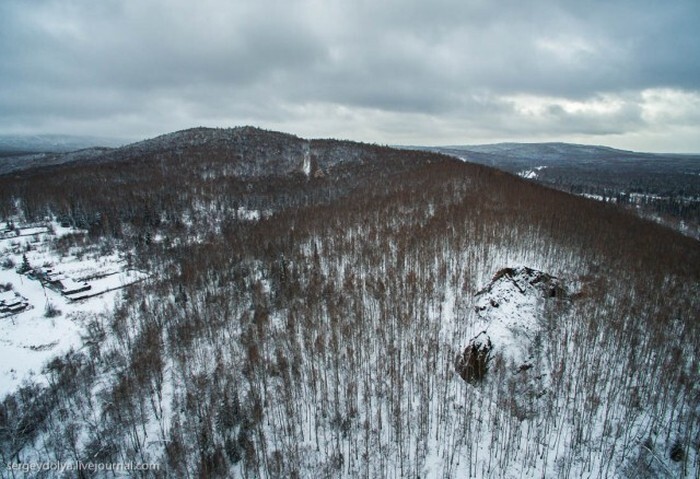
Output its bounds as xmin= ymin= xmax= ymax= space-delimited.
xmin=0 ymin=221 xmax=146 ymax=398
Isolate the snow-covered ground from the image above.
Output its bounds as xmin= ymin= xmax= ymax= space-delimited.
xmin=517 ymin=165 xmax=547 ymax=179
xmin=580 ymin=192 xmax=607 ymax=202
xmin=0 ymin=220 xmax=147 ymax=398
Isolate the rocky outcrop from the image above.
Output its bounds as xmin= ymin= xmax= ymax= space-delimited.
xmin=457 ymin=266 xmax=567 ymax=384
xmin=455 ymin=331 xmax=492 ymax=383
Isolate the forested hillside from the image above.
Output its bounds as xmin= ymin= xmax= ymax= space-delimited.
xmin=422 ymin=143 xmax=700 ymax=241
xmin=0 ymin=128 xmax=698 ymax=478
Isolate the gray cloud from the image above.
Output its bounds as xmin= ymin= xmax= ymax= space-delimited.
xmin=1 ymin=0 xmax=699 ymax=151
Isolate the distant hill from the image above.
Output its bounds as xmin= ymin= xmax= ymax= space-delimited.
xmin=419 ymin=142 xmax=700 ymax=177
xmin=0 ymin=134 xmax=130 ymax=153
xmin=417 ymin=142 xmax=700 ymax=240
xmin=0 ymin=134 xmax=132 ymax=177
xmin=0 ymin=127 xmax=387 ymax=177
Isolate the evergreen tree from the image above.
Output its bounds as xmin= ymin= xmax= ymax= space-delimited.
xmin=17 ymin=253 xmax=31 ymax=274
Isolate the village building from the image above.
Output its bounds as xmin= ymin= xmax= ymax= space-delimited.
xmin=0 ymin=290 xmax=29 ymax=314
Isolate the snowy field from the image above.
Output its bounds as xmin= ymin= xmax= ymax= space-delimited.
xmin=0 ymin=221 xmax=146 ymax=398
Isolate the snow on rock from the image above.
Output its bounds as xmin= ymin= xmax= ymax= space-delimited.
xmin=458 ymin=266 xmax=566 ymax=382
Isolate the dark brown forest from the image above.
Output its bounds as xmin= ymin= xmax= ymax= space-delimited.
xmin=1 ymin=127 xmax=698 ymax=478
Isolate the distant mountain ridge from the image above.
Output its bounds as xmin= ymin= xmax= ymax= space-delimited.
xmin=444 ymin=141 xmax=632 ymax=155
xmin=421 ymin=142 xmax=700 ymax=167
xmin=5 ymin=128 xmax=698 ymax=177
xmin=418 ymin=142 xmax=700 ymax=240
xmin=0 ymin=134 xmax=129 ymax=153
xmin=0 ymin=126 xmax=384 ymax=177
xmin=3 ymin=129 xmax=698 ymax=238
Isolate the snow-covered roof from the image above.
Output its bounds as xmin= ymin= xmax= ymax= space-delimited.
xmin=0 ymin=290 xmax=20 ymax=302
xmin=60 ymin=278 xmax=91 ymax=294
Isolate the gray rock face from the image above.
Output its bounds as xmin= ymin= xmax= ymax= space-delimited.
xmin=457 ymin=266 xmax=567 ymax=385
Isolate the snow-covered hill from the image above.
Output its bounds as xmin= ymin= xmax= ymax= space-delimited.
xmin=0 ymin=129 xmax=697 ymax=478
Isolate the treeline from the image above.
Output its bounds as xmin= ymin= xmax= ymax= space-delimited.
xmin=0 ymin=137 xmax=439 ymax=239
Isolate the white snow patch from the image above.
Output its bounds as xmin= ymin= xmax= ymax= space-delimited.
xmin=517 ymin=165 xmax=547 ymax=179
xmin=472 ymin=267 xmax=561 ymax=367
xmin=0 ymin=220 xmax=147 ymax=398
xmin=302 ymin=142 xmax=311 ymax=176
xmin=236 ymin=206 xmax=266 ymax=221
xmin=581 ymin=193 xmax=605 ymax=201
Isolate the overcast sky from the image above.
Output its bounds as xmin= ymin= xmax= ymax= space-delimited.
xmin=1 ymin=0 xmax=699 ymax=152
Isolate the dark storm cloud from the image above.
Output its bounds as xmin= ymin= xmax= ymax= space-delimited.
xmin=1 ymin=0 xmax=699 ymax=150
